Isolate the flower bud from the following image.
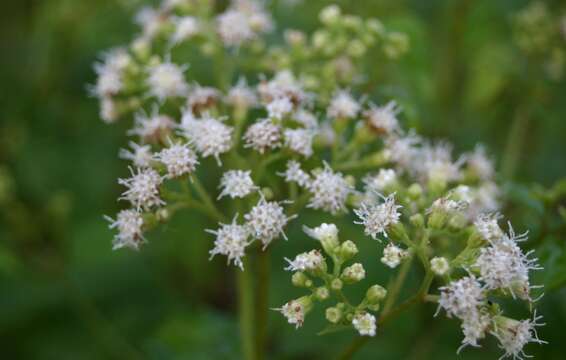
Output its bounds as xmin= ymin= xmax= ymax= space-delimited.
xmin=338 ymin=240 xmax=359 ymax=261
xmin=366 ymin=284 xmax=388 ymax=303
xmin=407 ymin=183 xmax=423 ymax=200
xmin=315 ymin=287 xmax=330 ymax=301
xmin=325 ymin=306 xmax=343 ymax=324
xmin=430 ymin=257 xmax=450 ymax=276
xmin=292 ymin=272 xmax=313 ymax=288
xmin=331 ymin=278 xmax=343 ymax=291
xmin=341 ymin=263 xmax=366 ymax=284
xmin=319 ymin=5 xmax=341 ymax=25
xmin=410 ymin=213 xmax=425 ymax=228
xmin=303 ymin=223 xmax=340 ymax=255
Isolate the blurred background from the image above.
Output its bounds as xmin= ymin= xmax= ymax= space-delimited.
xmin=0 ymin=0 xmax=565 ymax=359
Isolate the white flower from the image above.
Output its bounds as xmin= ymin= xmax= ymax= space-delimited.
xmin=475 ymin=226 xmax=540 ymax=299
xmin=207 ymin=217 xmax=251 ymax=270
xmin=93 ymin=65 xmax=122 ymax=97
xmin=135 ymin=6 xmax=164 ymax=39
xmin=438 ymin=275 xmax=485 ymax=320
xmin=245 ymin=197 xmax=293 ymax=248
xmin=171 ymin=16 xmax=200 ymax=45
xmin=284 ymin=128 xmax=315 ymax=157
xmin=354 ymin=193 xmax=402 ymax=240
xmin=285 ymin=250 xmax=325 ymax=272
xmin=217 ymin=10 xmax=253 ymax=46
xmin=118 ymin=167 xmax=164 ymax=210
xmin=226 ymin=78 xmax=257 ymax=108
xmin=459 ymin=311 xmax=491 ymax=351
xmin=342 ymin=263 xmax=366 ymax=282
xmin=187 ymin=85 xmax=220 ymax=113
xmin=352 ymin=313 xmax=377 ymax=337
xmin=181 ymin=113 xmax=233 ymax=164
xmin=307 ymin=163 xmax=353 ymax=214
xmin=414 ymin=142 xmax=462 ymax=185
xmin=277 ymin=298 xmax=310 ymax=329
xmin=147 ymin=60 xmax=188 ymax=101
xmin=380 ymin=243 xmax=408 ymax=268
xmin=385 ymin=132 xmax=421 ymax=170
xmin=105 ymin=209 xmax=145 ymax=250
xmin=466 ymin=145 xmax=494 ymax=181
xmin=327 ymin=90 xmax=360 ymax=120
xmin=119 ymin=142 xmax=154 ymax=168
xmin=364 ymin=101 xmax=401 ymax=134
xmin=303 ymin=223 xmax=339 ymax=243
xmin=154 ymin=140 xmax=199 ymax=178
xmin=431 ymin=257 xmax=450 ymax=276
xmin=100 ymin=97 xmax=118 ymax=123
xmin=267 ymin=96 xmax=294 ymax=120
xmin=218 ymin=170 xmax=257 ymax=199
xmin=294 ymin=109 xmax=318 ymax=129
xmin=129 ymin=109 xmax=175 ymax=143
xmin=243 ymin=119 xmax=282 ymax=153
xmin=474 ymin=213 xmax=504 ymax=243
xmin=258 ymin=70 xmax=306 ymax=105
xmin=279 ymin=160 xmax=311 ymax=187
xmin=363 ymin=169 xmax=397 ymax=194
xmin=492 ymin=314 xmax=546 ymax=360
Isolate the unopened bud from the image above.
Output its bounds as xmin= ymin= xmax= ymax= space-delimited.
xmin=341 ymin=263 xmax=366 ymax=284
xmin=325 ymin=306 xmax=343 ymax=324
xmin=366 ymin=284 xmax=388 ymax=303
xmin=292 ymin=272 xmax=313 ymax=288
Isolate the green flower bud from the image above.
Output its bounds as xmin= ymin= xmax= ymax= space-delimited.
xmin=325 ymin=306 xmax=343 ymax=324
xmin=261 ymin=187 xmax=274 ymax=200
xmin=430 ymin=257 xmax=450 ymax=276
xmin=331 ymin=278 xmax=343 ymax=291
xmin=338 ymin=240 xmax=359 ymax=261
xmin=292 ymin=272 xmax=313 ymax=288
xmin=315 ymin=287 xmax=330 ymax=301
xmin=410 ymin=213 xmax=425 ymax=228
xmin=366 ymin=284 xmax=388 ymax=303
xmin=407 ymin=183 xmax=423 ymax=199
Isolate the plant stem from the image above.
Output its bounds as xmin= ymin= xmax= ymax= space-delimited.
xmin=255 ymin=248 xmax=271 ymax=359
xmin=502 ymin=108 xmax=529 ymax=180
xmin=191 ymin=176 xmax=226 ymax=222
xmin=238 ymin=258 xmax=256 ymax=360
xmin=382 ymin=255 xmax=413 ymax=314
xmin=336 ymin=336 xmax=369 ymax=360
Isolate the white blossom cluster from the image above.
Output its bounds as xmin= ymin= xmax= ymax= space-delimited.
xmin=94 ymin=2 xmax=547 ymax=358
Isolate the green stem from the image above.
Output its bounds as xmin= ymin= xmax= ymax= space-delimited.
xmin=382 ymin=255 xmax=413 ymax=314
xmin=191 ymin=176 xmax=226 ymax=222
xmin=502 ymin=108 xmax=529 ymax=180
xmin=336 ymin=336 xmax=368 ymax=360
xmin=238 ymin=258 xmax=256 ymax=360
xmin=255 ymin=248 xmax=271 ymax=359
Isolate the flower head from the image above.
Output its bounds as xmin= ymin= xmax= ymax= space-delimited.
xmin=243 ymin=119 xmax=282 ymax=153
xmin=181 ymin=113 xmax=233 ymax=164
xmin=284 ymin=128 xmax=315 ymax=157
xmin=327 ymin=89 xmax=360 ymax=120
xmin=279 ymin=160 xmax=311 ymax=187
xmin=245 ymin=197 xmax=293 ymax=248
xmin=207 ymin=216 xmax=251 ymax=270
xmin=154 ymin=140 xmax=199 ymax=178
xmin=492 ymin=314 xmax=546 ymax=360
xmin=147 ymin=60 xmax=188 ymax=101
xmin=364 ymin=101 xmax=401 ymax=135
xmin=380 ymin=243 xmax=408 ymax=268
xmin=438 ymin=275 xmax=485 ymax=320
xmin=307 ymin=163 xmax=353 ymax=214
xmin=118 ymin=167 xmax=164 ymax=210
xmin=129 ymin=110 xmax=175 ymax=143
xmin=276 ymin=297 xmax=312 ymax=329
xmin=352 ymin=313 xmax=377 ymax=337
xmin=119 ymin=141 xmax=154 ymax=168
xmin=354 ymin=193 xmax=402 ymax=240
xmin=218 ymin=170 xmax=257 ymax=199
xmin=285 ymin=250 xmax=325 ymax=272
xmin=105 ymin=209 xmax=145 ymax=250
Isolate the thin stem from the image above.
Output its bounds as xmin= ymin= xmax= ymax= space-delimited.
xmin=238 ymin=258 xmax=256 ymax=360
xmin=382 ymin=255 xmax=413 ymax=314
xmin=191 ymin=176 xmax=226 ymax=222
xmin=336 ymin=336 xmax=369 ymax=360
xmin=255 ymin=248 xmax=271 ymax=359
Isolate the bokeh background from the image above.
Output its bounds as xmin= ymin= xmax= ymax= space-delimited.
xmin=1 ymin=0 xmax=565 ymax=359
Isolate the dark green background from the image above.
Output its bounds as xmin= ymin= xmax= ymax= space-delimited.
xmin=1 ymin=0 xmax=565 ymax=359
